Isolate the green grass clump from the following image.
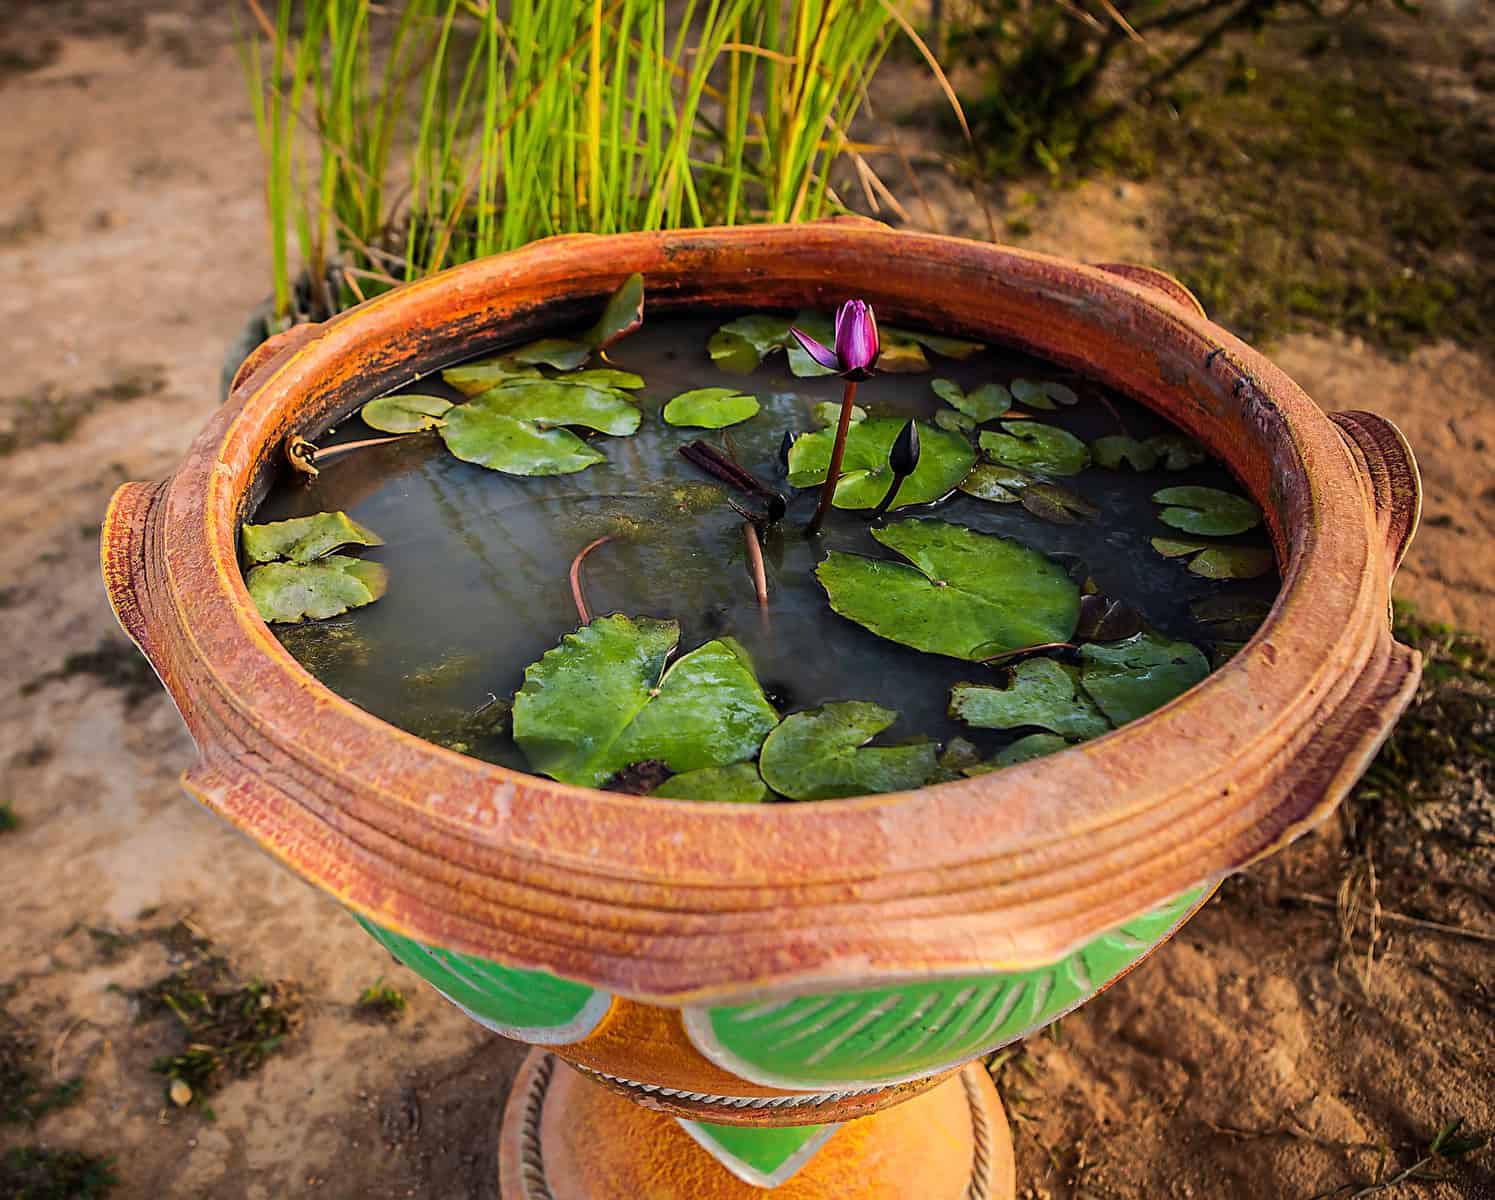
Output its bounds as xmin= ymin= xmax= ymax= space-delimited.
xmin=0 ymin=1148 xmax=117 ymax=1200
xmin=1 ymin=1022 xmax=85 ymax=1126
xmin=355 ymin=978 xmax=408 ymax=1023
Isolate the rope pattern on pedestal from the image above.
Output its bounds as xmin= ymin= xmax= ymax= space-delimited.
xmin=963 ymin=1069 xmax=993 ymax=1200
xmin=516 ymin=1054 xmax=556 ymax=1200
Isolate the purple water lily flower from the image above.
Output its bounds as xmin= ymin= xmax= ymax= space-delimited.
xmin=790 ymin=299 xmax=880 ymax=381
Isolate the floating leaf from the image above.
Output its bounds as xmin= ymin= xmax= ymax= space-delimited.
xmin=512 ymin=615 xmax=779 ymax=788
xmin=958 ymin=463 xmax=1026 ymax=503
xmin=1020 ymin=482 xmax=1099 ymax=525
xmin=474 ymin=379 xmax=641 ymax=436
xmin=1151 ymin=535 xmax=1273 ymax=579
xmin=899 ymin=329 xmax=983 ymax=360
xmin=241 ymin=511 xmax=384 ymax=565
xmin=758 ymin=701 xmax=937 ymax=801
xmin=950 ymin=659 xmax=1110 ymax=739
xmin=583 ymin=272 xmax=644 ymax=350
xmin=788 ymin=419 xmax=975 ymax=510
xmin=441 ymin=357 xmax=543 ymax=396
xmin=932 ymin=378 xmax=1011 ymax=422
xmin=816 ymin=519 xmax=1080 ymax=661
xmin=812 ymin=400 xmax=868 ymax=427
xmin=874 ymin=329 xmax=929 ymax=373
xmin=1146 ymin=434 xmax=1207 ymax=470
xmin=562 ymin=368 xmax=645 ymax=389
xmin=247 ymin=555 xmax=387 ymax=624
xmin=440 ymin=405 xmax=605 ymax=476
xmin=1079 ymin=631 xmax=1209 ymax=725
xmin=663 ymin=387 xmax=760 ymax=429
xmin=980 ymin=422 xmax=1091 ymax=475
xmin=1091 ymin=435 xmax=1159 ymax=472
xmin=993 ymin=732 xmax=1071 ymax=767
xmin=935 ymin=407 xmax=976 ymax=433
xmin=360 ymin=393 xmax=453 ymax=434
xmin=1076 ymin=594 xmax=1143 ymax=642
xmin=708 ymin=314 xmax=794 ymax=374
xmin=1153 ymin=485 xmax=1262 ymax=536
xmin=650 ymin=763 xmax=769 ymax=803
xmin=510 ymin=337 xmax=592 ymax=371
xmin=1190 ymin=595 xmax=1272 ymax=641
xmin=1010 ymin=379 xmax=1078 ymax=410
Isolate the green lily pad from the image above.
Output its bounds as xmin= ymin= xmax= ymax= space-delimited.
xmin=788 ymin=418 xmax=975 ymax=510
xmin=958 ymin=463 xmax=1027 ymax=503
xmin=1019 ymin=481 xmax=1099 ymax=525
xmin=649 ymin=763 xmax=769 ymax=803
xmin=441 ymin=357 xmax=544 ymax=396
xmin=512 ymin=615 xmax=779 ymax=788
xmin=758 ymin=701 xmax=937 ymax=801
xmin=510 ymin=337 xmax=592 ymax=371
xmin=935 ymin=408 xmax=976 ymax=433
xmin=662 ymin=388 xmax=760 ymax=429
xmin=440 ymin=404 xmax=605 ymax=476
xmin=360 ymin=393 xmax=453 ymax=434
xmin=1153 ymin=485 xmax=1262 ymax=536
xmin=993 ymin=732 xmax=1071 ymax=767
xmin=980 ymin=422 xmax=1091 ymax=476
xmin=816 ymin=519 xmax=1080 ymax=661
xmin=247 ymin=555 xmax=387 ymax=624
xmin=932 ymin=378 xmax=1011 ymax=422
xmin=561 ymin=368 xmax=645 ymax=389
xmin=898 ymin=329 xmax=983 ymax=360
xmin=241 ymin=511 xmax=384 ymax=565
xmin=1146 ymin=434 xmax=1207 ymax=470
xmin=1152 ymin=536 xmax=1274 ymax=579
xmin=707 ymin=314 xmax=794 ymax=374
xmin=1079 ymin=631 xmax=1209 ymax=725
xmin=474 ymin=379 xmax=641 ymax=436
xmin=1091 ymin=435 xmax=1159 ymax=472
xmin=583 ymin=272 xmax=645 ymax=350
xmin=812 ymin=400 xmax=868 ymax=427
xmin=1010 ymin=379 xmax=1078 ymax=410
xmin=950 ymin=659 xmax=1110 ymax=739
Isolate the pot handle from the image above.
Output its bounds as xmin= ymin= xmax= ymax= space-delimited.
xmin=1091 ymin=262 xmax=1206 ymax=318
xmin=1330 ymin=410 xmax=1422 ymax=576
xmin=101 ymin=478 xmax=170 ymax=676
xmin=228 ymin=321 xmax=323 ymax=397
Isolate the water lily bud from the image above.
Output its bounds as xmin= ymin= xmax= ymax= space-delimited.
xmin=779 ymin=429 xmax=796 ymax=473
xmin=890 ymin=418 xmax=920 ymax=478
xmin=833 ymin=299 xmax=880 ymax=381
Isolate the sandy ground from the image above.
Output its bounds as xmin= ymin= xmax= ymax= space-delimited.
xmin=0 ymin=6 xmax=1489 ymax=1199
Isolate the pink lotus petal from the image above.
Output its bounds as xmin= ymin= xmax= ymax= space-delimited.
xmin=789 ymin=326 xmax=842 ymax=372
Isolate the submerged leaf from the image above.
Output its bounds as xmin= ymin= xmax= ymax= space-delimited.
xmin=899 ymin=329 xmax=983 ymax=360
xmin=812 ymin=400 xmax=868 ymax=427
xmin=1091 ymin=435 xmax=1159 ymax=472
xmin=758 ymin=701 xmax=937 ymax=801
xmin=1079 ymin=631 xmax=1209 ymax=725
xmin=474 ymin=379 xmax=641 ymax=435
xmin=788 ymin=418 xmax=975 ymax=510
xmin=241 ymin=511 xmax=384 ymax=565
xmin=1154 ymin=485 xmax=1262 ymax=536
xmin=512 ymin=615 xmax=779 ymax=788
xmin=708 ymin=314 xmax=794 ymax=374
xmin=816 ymin=519 xmax=1080 ymax=661
xmin=950 ymin=659 xmax=1110 ymax=739
xmin=663 ymin=388 xmax=760 ymax=429
xmin=650 ymin=763 xmax=768 ymax=803
xmin=584 ymin=272 xmax=644 ymax=350
xmin=247 ymin=555 xmax=387 ymax=624
xmin=993 ymin=732 xmax=1071 ymax=767
xmin=935 ymin=407 xmax=976 ymax=433
xmin=1076 ymin=594 xmax=1143 ymax=642
xmin=958 ymin=463 xmax=1026 ymax=503
xmin=873 ymin=330 xmax=929 ymax=373
xmin=932 ymin=378 xmax=1011 ymax=422
xmin=1020 ymin=482 xmax=1099 ymax=525
xmin=980 ymin=422 xmax=1091 ymax=475
xmin=1146 ymin=434 xmax=1207 ymax=470
xmin=1190 ymin=594 xmax=1272 ymax=641
xmin=510 ymin=337 xmax=592 ymax=371
xmin=361 ymin=393 xmax=453 ymax=434
xmin=1151 ymin=535 xmax=1273 ymax=578
xmin=440 ymin=404 xmax=605 ymax=476
xmin=441 ymin=357 xmax=544 ymax=396
xmin=1010 ymin=379 xmax=1078 ymax=410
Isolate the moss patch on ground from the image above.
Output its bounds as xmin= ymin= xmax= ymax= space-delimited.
xmin=0 ymin=1147 xmax=117 ymax=1200
xmin=19 ymin=638 xmax=161 ymax=710
xmin=0 ymin=1023 xmax=84 ymax=1125
xmin=0 ymin=365 xmax=165 ymax=457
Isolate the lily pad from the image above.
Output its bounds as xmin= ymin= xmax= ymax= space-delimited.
xmin=561 ymin=368 xmax=645 ymax=389
xmin=510 ymin=337 xmax=593 ymax=371
xmin=663 ymin=387 xmax=760 ymax=429
xmin=440 ymin=404 xmax=605 ymax=476
xmin=583 ymin=272 xmax=645 ymax=350
xmin=1079 ymin=631 xmax=1209 ymax=725
xmin=1076 ymin=593 xmax=1143 ymax=642
xmin=1020 ymin=482 xmax=1099 ymax=525
xmin=1152 ymin=536 xmax=1274 ymax=579
xmin=935 ymin=408 xmax=976 ymax=433
xmin=360 ymin=393 xmax=453 ymax=434
xmin=512 ymin=616 xmax=779 ymax=788
xmin=812 ymin=400 xmax=868 ymax=427
xmin=816 ymin=519 xmax=1080 ymax=661
xmin=1153 ymin=485 xmax=1262 ymax=536
xmin=898 ymin=329 xmax=983 ymax=360
xmin=1010 ymin=379 xmax=1078 ymax=410
xmin=1147 ymin=434 xmax=1207 ymax=470
xmin=247 ymin=555 xmax=387 ymax=624
xmin=474 ymin=378 xmax=641 ymax=435
xmin=241 ymin=511 xmax=384 ymax=565
xmin=932 ymin=378 xmax=1011 ymax=423
xmin=787 ymin=418 xmax=975 ymax=510
xmin=650 ymin=763 xmax=769 ymax=803
xmin=1091 ymin=435 xmax=1159 ymax=472
xmin=958 ymin=463 xmax=1027 ymax=503
xmin=873 ymin=329 xmax=929 ymax=373
xmin=950 ymin=659 xmax=1110 ymax=739
xmin=758 ymin=701 xmax=937 ymax=801
xmin=993 ymin=732 xmax=1071 ymax=767
xmin=441 ymin=357 xmax=543 ymax=396
xmin=707 ymin=314 xmax=794 ymax=374
xmin=980 ymin=422 xmax=1091 ymax=476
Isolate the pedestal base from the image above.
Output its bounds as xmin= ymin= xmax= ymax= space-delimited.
xmin=499 ymin=1051 xmax=1015 ymax=1199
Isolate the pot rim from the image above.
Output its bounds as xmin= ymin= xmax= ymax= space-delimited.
xmin=103 ymin=222 xmax=1421 ymax=1005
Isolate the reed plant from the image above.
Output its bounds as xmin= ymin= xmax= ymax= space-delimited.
xmin=241 ymin=0 xmax=945 ymax=325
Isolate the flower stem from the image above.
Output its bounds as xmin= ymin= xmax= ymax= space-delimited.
xmin=807 ymin=379 xmax=859 ymax=536
xmin=568 ymin=535 xmax=612 ymax=626
xmin=743 ymin=521 xmax=769 ymax=610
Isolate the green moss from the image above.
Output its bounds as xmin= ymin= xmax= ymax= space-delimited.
xmin=0 ymin=1148 xmax=117 ymax=1200
xmin=355 ymin=979 xmax=408 ymax=1023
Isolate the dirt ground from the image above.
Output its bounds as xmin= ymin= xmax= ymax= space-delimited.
xmin=0 ymin=4 xmax=1489 ymax=1199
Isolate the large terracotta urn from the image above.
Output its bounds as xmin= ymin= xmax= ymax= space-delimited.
xmin=101 ymin=223 xmax=1421 ymax=1198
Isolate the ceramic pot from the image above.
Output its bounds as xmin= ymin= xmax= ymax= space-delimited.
xmin=102 ymin=222 xmax=1421 ymax=1198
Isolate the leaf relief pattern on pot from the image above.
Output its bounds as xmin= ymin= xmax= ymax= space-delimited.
xmin=681 ymin=886 xmax=1207 ymax=1090
xmin=355 ymin=916 xmax=612 ymax=1044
